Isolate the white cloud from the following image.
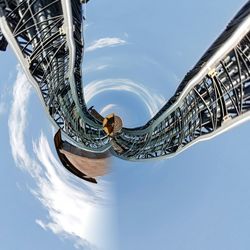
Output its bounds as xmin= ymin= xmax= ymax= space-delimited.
xmin=96 ymin=64 xmax=109 ymax=71
xmin=100 ymin=104 xmax=118 ymax=116
xmin=85 ymin=37 xmax=126 ymax=52
xmin=84 ymin=63 xmax=109 ymax=74
xmin=84 ymin=78 xmax=165 ymax=117
xmin=8 ymin=67 xmax=116 ymax=250
xmin=0 ymin=83 xmax=10 ymax=116
xmin=8 ymin=68 xmax=36 ymax=172
xmin=32 ymin=133 xmax=114 ymax=250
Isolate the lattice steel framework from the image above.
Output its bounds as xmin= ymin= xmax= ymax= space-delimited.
xmin=1 ymin=0 xmax=250 ymax=161
xmin=0 ymin=0 xmax=110 ymax=153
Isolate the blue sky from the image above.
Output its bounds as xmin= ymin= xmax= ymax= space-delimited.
xmin=0 ymin=0 xmax=250 ymax=249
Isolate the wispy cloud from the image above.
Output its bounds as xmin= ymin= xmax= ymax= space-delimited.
xmin=86 ymin=37 xmax=126 ymax=52
xmin=84 ymin=63 xmax=109 ymax=74
xmin=0 ymin=83 xmax=10 ymax=116
xmin=84 ymin=78 xmax=165 ymax=117
xmin=8 ymin=68 xmax=35 ymax=171
xmin=32 ymin=133 xmax=113 ymax=250
xmin=100 ymin=104 xmax=118 ymax=116
xmin=8 ymin=67 xmax=116 ymax=250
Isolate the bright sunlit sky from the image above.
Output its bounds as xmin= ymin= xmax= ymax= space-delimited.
xmin=0 ymin=0 xmax=250 ymax=249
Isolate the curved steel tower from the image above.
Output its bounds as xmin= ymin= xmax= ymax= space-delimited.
xmin=1 ymin=1 xmax=250 ymax=167
xmin=114 ymin=2 xmax=250 ymax=160
xmin=0 ymin=0 xmax=110 ymax=153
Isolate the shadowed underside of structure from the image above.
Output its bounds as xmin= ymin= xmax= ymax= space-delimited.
xmin=1 ymin=0 xmax=250 ymax=182
xmin=54 ymin=130 xmax=110 ymax=183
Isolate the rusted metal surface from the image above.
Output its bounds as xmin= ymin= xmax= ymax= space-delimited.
xmin=54 ymin=130 xmax=110 ymax=183
xmin=103 ymin=114 xmax=123 ymax=136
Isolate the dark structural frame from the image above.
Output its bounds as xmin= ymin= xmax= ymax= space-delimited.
xmin=1 ymin=0 xmax=250 ymax=181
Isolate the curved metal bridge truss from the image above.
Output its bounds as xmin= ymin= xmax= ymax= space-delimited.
xmin=1 ymin=0 xmax=250 ymax=161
